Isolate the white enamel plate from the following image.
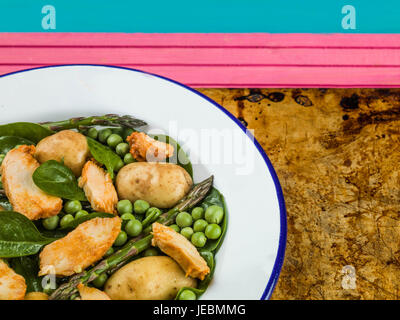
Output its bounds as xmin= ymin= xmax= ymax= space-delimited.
xmin=0 ymin=65 xmax=286 ymax=300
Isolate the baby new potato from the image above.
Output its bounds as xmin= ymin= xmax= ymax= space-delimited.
xmin=116 ymin=162 xmax=192 ymax=208
xmin=104 ymin=256 xmax=196 ymax=300
xmin=35 ymin=130 xmax=89 ymax=177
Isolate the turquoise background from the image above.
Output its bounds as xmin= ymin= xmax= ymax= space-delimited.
xmin=0 ymin=0 xmax=398 ymax=33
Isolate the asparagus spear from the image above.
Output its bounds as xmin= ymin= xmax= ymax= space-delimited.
xmin=39 ymin=114 xmax=147 ymax=132
xmin=49 ymin=175 xmax=214 ymax=300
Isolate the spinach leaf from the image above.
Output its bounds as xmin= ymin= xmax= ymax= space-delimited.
xmin=0 ymin=136 xmax=35 ymax=154
xmin=59 ymin=212 xmax=115 ymax=230
xmin=0 ymin=122 xmax=53 ymax=144
xmin=87 ymin=137 xmax=123 ymax=179
xmin=0 ymin=211 xmax=56 ymax=258
xmin=151 ymin=134 xmax=193 ymax=177
xmin=10 ymin=256 xmax=42 ymax=292
xmin=32 ymin=160 xmax=86 ymax=201
xmin=175 ymin=251 xmax=215 ymax=300
xmin=200 ymin=188 xmax=227 ymax=253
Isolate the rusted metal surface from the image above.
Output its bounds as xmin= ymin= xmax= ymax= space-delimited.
xmin=199 ymin=88 xmax=400 ymax=300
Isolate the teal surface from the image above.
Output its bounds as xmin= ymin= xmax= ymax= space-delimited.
xmin=0 ymin=0 xmax=398 ymax=33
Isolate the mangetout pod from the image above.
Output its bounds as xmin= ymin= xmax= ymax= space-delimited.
xmin=116 ymin=162 xmax=192 ymax=208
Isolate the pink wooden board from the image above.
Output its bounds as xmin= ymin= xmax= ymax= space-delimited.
xmin=0 ymin=33 xmax=399 ymax=87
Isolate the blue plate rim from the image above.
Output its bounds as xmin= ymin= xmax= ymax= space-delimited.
xmin=0 ymin=64 xmax=287 ymax=300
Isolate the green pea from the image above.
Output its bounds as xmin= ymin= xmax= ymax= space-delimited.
xmin=107 ymin=134 xmax=123 ymax=148
xmin=115 ymin=143 xmax=130 ymax=156
xmin=114 ymin=231 xmax=128 ymax=246
xmin=125 ymin=219 xmax=142 ymax=237
xmin=180 ymin=227 xmax=194 ymax=239
xmin=60 ymin=214 xmax=74 ymax=228
xmin=87 ymin=127 xmax=98 ymax=140
xmin=120 ymin=213 xmax=135 ymax=220
xmin=169 ymin=224 xmax=180 ymax=233
xmin=117 ymin=199 xmax=133 ymax=214
xmin=205 ymin=224 xmax=222 ymax=240
xmin=93 ymin=273 xmax=108 ymax=288
xmin=176 ymin=212 xmax=193 ymax=228
xmin=42 ymin=215 xmax=60 ymax=230
xmin=98 ymin=128 xmax=112 ymax=143
xmin=204 ymin=205 xmax=224 ymax=224
xmin=123 ymin=153 xmax=136 ymax=164
xmin=191 ymin=207 xmax=204 ymax=220
xmin=123 ymin=128 xmax=135 ymax=139
xmin=134 ymin=200 xmax=150 ymax=214
xmin=178 ymin=289 xmax=197 ymax=300
xmin=114 ymin=158 xmax=124 ymax=172
xmin=64 ymin=200 xmax=82 ymax=215
xmin=75 ymin=210 xmax=89 ymax=219
xmin=104 ymin=247 xmax=114 ymax=257
xmin=193 ymin=219 xmax=208 ymax=232
xmin=0 ymin=154 xmax=5 ymax=166
xmin=143 ymin=248 xmax=159 ymax=257
xmin=191 ymin=232 xmax=207 ymax=248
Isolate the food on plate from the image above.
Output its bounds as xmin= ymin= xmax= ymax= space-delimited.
xmin=0 ymin=259 xmax=26 ymax=300
xmin=0 ymin=114 xmax=226 ymax=300
xmin=1 ymin=145 xmax=62 ymax=220
xmin=79 ymin=160 xmax=118 ymax=214
xmin=116 ymin=162 xmax=193 ymax=208
xmin=105 ymin=256 xmax=196 ymax=300
xmin=35 ymin=130 xmax=90 ymax=177
xmin=39 ymin=217 xmax=121 ymax=276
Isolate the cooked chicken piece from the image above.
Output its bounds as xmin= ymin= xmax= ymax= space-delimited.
xmin=0 ymin=145 xmax=62 ymax=220
xmin=77 ymin=283 xmax=111 ymax=300
xmin=35 ymin=130 xmax=90 ymax=177
xmin=24 ymin=292 xmax=49 ymax=300
xmin=0 ymin=259 xmax=27 ymax=300
xmin=127 ymin=132 xmax=174 ymax=162
xmin=78 ymin=160 xmax=118 ymax=214
xmin=39 ymin=217 xmax=121 ymax=276
xmin=151 ymin=222 xmax=210 ymax=280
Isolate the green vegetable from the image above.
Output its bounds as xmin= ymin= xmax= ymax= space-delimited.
xmin=143 ymin=248 xmax=159 ymax=257
xmin=169 ymin=224 xmax=180 ymax=233
xmin=178 ymin=289 xmax=197 ymax=300
xmin=191 ymin=232 xmax=207 ymax=248
xmin=60 ymin=214 xmax=74 ymax=228
xmin=9 ymin=256 xmax=42 ymax=293
xmin=117 ymin=199 xmax=133 ymax=214
xmin=0 ymin=211 xmax=56 ymax=258
xmin=176 ymin=212 xmax=193 ymax=228
xmin=33 ymin=160 xmax=86 ymax=201
xmin=114 ymin=231 xmax=128 ymax=246
xmin=74 ymin=210 xmax=89 ymax=219
xmin=134 ymin=200 xmax=150 ymax=214
xmin=204 ymin=205 xmax=224 ymax=224
xmin=92 ymin=273 xmax=108 ymax=288
xmin=107 ymin=134 xmax=123 ymax=148
xmin=180 ymin=227 xmax=194 ymax=239
xmin=193 ymin=219 xmax=208 ymax=232
xmin=115 ymin=142 xmax=130 ymax=156
xmin=87 ymin=128 xmax=98 ymax=140
xmin=98 ymin=128 xmax=112 ymax=143
xmin=0 ymin=136 xmax=35 ymax=154
xmin=151 ymin=135 xmax=193 ymax=177
xmin=42 ymin=216 xmax=60 ymax=230
xmin=0 ymin=122 xmax=53 ymax=144
xmin=0 ymin=154 xmax=4 ymax=166
xmin=191 ymin=207 xmax=204 ymax=220
xmin=120 ymin=213 xmax=135 ymax=221
xmin=0 ymin=198 xmax=12 ymax=211
xmin=86 ymin=137 xmax=123 ymax=179
xmin=64 ymin=200 xmax=83 ymax=214
xmin=59 ymin=212 xmax=115 ymax=230
xmin=123 ymin=153 xmax=135 ymax=164
xmin=125 ymin=219 xmax=142 ymax=237
xmin=104 ymin=247 xmax=114 ymax=257
xmin=205 ymin=224 xmax=222 ymax=240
